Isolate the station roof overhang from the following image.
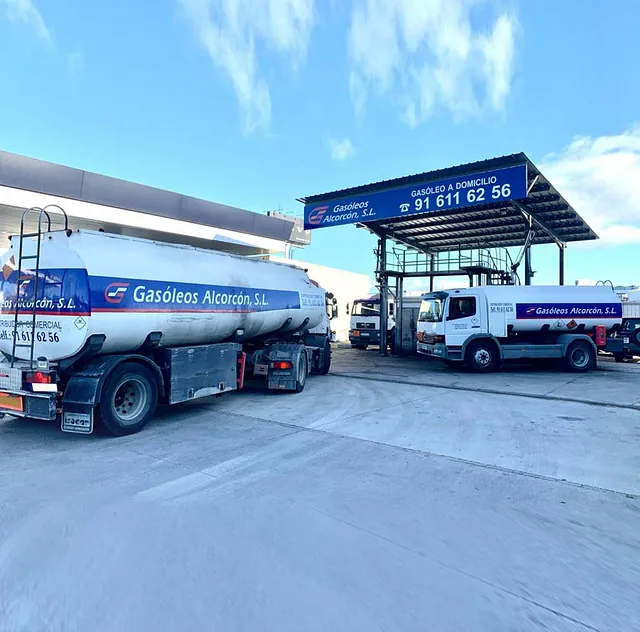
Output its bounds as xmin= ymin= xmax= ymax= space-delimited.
xmin=298 ymin=153 xmax=597 ymax=253
xmin=0 ymin=149 xmax=310 ymax=255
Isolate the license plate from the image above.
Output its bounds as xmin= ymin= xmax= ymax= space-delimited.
xmin=0 ymin=392 xmax=23 ymax=412
xmin=62 ymin=411 xmax=93 ymax=434
xmin=624 ymin=337 xmax=630 ymax=344
xmin=361 ymin=332 xmax=369 ymax=337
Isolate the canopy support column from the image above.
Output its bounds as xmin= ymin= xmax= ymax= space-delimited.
xmin=395 ymin=276 xmax=403 ymax=355
xmin=379 ymin=236 xmax=388 ymax=357
xmin=430 ymin=255 xmax=435 ymax=291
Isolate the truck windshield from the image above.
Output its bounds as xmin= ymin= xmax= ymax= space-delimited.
xmin=352 ymin=302 xmax=379 ymax=316
xmin=418 ymin=298 xmax=443 ymax=322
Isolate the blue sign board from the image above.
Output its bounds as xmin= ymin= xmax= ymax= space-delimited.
xmin=515 ymin=303 xmax=622 ymax=320
xmin=304 ymin=164 xmax=528 ymax=230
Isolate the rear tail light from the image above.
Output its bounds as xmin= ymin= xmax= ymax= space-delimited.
xmin=271 ymin=361 xmax=293 ymax=370
xmin=26 ymin=371 xmax=52 ymax=384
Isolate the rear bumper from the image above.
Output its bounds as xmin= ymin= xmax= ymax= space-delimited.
xmin=0 ymin=389 xmax=57 ymax=420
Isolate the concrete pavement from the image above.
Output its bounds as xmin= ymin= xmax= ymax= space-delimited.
xmin=1 ymin=349 xmax=639 ymax=632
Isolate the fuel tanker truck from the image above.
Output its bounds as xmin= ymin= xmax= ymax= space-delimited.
xmin=0 ymin=211 xmax=337 ymax=436
xmin=416 ymin=285 xmax=622 ymax=372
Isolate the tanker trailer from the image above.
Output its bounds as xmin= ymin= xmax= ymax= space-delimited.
xmin=416 ymin=284 xmax=622 ymax=372
xmin=0 ymin=212 xmax=335 ymax=436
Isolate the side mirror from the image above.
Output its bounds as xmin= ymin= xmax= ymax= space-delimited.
xmin=346 ymin=303 xmax=350 ymax=314
xmin=389 ymin=303 xmax=395 ymax=316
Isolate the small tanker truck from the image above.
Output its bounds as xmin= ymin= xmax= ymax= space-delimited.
xmin=0 ymin=210 xmax=337 ymax=436
xmin=416 ymin=285 xmax=622 ymax=373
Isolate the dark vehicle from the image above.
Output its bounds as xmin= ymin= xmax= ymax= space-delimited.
xmin=609 ymin=317 xmax=640 ymax=362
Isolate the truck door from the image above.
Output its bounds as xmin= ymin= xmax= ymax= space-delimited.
xmin=445 ymin=295 xmax=482 ymax=347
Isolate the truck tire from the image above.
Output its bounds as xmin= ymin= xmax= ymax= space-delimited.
xmin=295 ymin=347 xmax=308 ymax=393
xmin=564 ymin=341 xmax=595 ymax=373
xmin=465 ymin=340 xmax=499 ymax=373
xmin=320 ymin=339 xmax=332 ymax=375
xmin=97 ymin=363 xmax=158 ymax=436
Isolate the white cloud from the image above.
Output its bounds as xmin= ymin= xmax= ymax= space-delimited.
xmin=347 ymin=0 xmax=517 ymax=126
xmin=179 ymin=0 xmax=315 ymax=135
xmin=0 ymin=0 xmax=52 ymax=46
xmin=540 ymin=125 xmax=640 ymax=247
xmin=328 ymin=137 xmax=356 ymax=161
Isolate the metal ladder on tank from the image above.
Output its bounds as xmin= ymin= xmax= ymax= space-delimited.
xmin=10 ymin=205 xmax=69 ymax=369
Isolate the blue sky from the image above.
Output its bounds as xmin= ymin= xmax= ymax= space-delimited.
xmin=1 ymin=0 xmax=639 ymax=289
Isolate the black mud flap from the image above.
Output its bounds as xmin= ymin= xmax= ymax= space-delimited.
xmin=61 ymin=403 xmax=95 ymax=435
xmin=61 ymin=374 xmax=101 ymax=435
xmin=266 ymin=343 xmax=304 ymax=391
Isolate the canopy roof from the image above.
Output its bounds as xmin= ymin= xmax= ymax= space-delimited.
xmin=300 ymin=153 xmax=597 ymax=253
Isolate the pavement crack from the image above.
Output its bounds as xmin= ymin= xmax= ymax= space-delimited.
xmin=543 ymin=375 xmax=584 ymax=397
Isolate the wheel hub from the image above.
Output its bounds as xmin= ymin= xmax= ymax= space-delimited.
xmin=474 ymin=349 xmax=491 ymax=366
xmin=571 ymin=348 xmax=588 ymax=368
xmin=112 ymin=378 xmax=148 ymax=424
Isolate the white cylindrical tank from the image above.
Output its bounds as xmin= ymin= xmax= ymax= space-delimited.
xmin=466 ymin=285 xmax=623 ymax=331
xmin=0 ymin=230 xmax=327 ymax=362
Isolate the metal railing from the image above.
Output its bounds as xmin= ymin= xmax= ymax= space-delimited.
xmin=385 ymin=245 xmax=514 ymax=278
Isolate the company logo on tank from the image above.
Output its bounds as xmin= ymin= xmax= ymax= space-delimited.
xmin=90 ymin=276 xmax=302 ymax=312
xmin=515 ymin=303 xmax=622 ymax=319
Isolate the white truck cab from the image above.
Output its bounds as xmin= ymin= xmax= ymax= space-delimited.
xmin=417 ymin=285 xmax=622 ymax=373
xmin=347 ymin=296 xmax=395 ymax=350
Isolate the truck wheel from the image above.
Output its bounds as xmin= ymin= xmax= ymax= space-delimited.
xmin=564 ymin=341 xmax=595 ymax=373
xmin=465 ymin=340 xmax=499 ymax=373
xmin=320 ymin=339 xmax=332 ymax=375
xmin=295 ymin=348 xmax=308 ymax=393
xmin=98 ymin=363 xmax=158 ymax=436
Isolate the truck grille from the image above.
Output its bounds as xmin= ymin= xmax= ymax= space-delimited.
xmin=355 ymin=322 xmax=376 ymax=329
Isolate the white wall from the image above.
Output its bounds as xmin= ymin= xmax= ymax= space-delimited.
xmin=269 ymin=256 xmax=372 ymax=342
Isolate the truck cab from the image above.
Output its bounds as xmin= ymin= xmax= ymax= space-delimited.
xmin=416 ymin=290 xmax=481 ymax=363
xmin=347 ymin=297 xmax=395 ymax=350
